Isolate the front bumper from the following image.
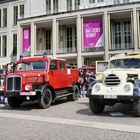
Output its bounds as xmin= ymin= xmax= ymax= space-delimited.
xmin=5 ymin=92 xmax=20 ymax=97
xmin=86 ymin=94 xmax=140 ymax=101
xmin=5 ymin=91 xmax=36 ymax=97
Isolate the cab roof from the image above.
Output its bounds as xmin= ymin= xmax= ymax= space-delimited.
xmin=17 ymin=56 xmax=65 ymax=64
xmin=110 ymin=52 xmax=140 ymax=61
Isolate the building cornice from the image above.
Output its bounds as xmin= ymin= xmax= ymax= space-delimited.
xmin=19 ymin=1 xmax=140 ymax=22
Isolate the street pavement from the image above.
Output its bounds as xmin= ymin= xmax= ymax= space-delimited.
xmin=0 ymin=97 xmax=140 ymax=140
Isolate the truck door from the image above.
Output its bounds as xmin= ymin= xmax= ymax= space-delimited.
xmin=49 ymin=61 xmax=60 ymax=88
xmin=58 ymin=61 xmax=66 ymax=88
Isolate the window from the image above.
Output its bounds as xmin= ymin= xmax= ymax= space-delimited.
xmin=110 ymin=58 xmax=140 ymax=69
xmin=46 ymin=29 xmax=51 ymax=53
xmin=60 ymin=62 xmax=65 ymax=70
xmin=66 ymin=27 xmax=72 ymax=52
xmin=20 ymin=5 xmax=24 ymax=18
xmin=74 ymin=26 xmax=77 ymax=49
xmin=0 ymin=9 xmax=1 ymax=28
xmin=89 ymin=0 xmax=95 ymax=3
xmin=58 ymin=25 xmax=77 ymax=53
xmin=13 ymin=34 xmax=17 ymax=56
xmin=3 ymin=8 xmax=7 ymax=27
xmin=67 ymin=0 xmax=72 ymax=11
xmin=53 ymin=0 xmax=58 ymax=13
xmin=2 ymin=35 xmax=7 ymax=57
xmin=114 ymin=22 xmax=121 ymax=49
xmin=13 ymin=6 xmax=18 ymax=25
xmin=50 ymin=61 xmax=57 ymax=70
xmin=111 ymin=20 xmax=131 ymax=50
xmin=124 ymin=21 xmax=131 ymax=49
xmin=123 ymin=0 xmax=129 ymax=3
xmin=66 ymin=26 xmax=77 ymax=53
xmin=46 ymin=0 xmax=51 ymax=14
xmin=75 ymin=0 xmax=80 ymax=10
xmin=98 ymin=0 xmax=104 ymax=2
xmin=114 ymin=0 xmax=120 ymax=4
xmin=16 ymin=61 xmax=46 ymax=71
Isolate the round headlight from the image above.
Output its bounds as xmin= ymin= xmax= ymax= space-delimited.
xmin=128 ymin=77 xmax=134 ymax=81
xmin=124 ymin=84 xmax=131 ymax=92
xmin=25 ymin=84 xmax=31 ymax=91
xmin=94 ymin=84 xmax=101 ymax=92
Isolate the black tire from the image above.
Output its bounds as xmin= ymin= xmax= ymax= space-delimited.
xmin=89 ymin=98 xmax=105 ymax=114
xmin=133 ymin=99 xmax=140 ymax=117
xmin=38 ymin=88 xmax=52 ymax=109
xmin=67 ymin=85 xmax=80 ymax=101
xmin=8 ymin=97 xmax=22 ymax=108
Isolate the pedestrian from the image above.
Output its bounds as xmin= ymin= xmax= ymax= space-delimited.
xmin=0 ymin=77 xmax=5 ymax=104
xmin=0 ymin=94 xmax=5 ymax=104
xmin=81 ymin=82 xmax=85 ymax=97
xmin=81 ymin=75 xmax=87 ymax=97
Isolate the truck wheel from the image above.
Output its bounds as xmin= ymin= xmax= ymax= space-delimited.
xmin=67 ymin=85 xmax=80 ymax=101
xmin=8 ymin=97 xmax=22 ymax=108
xmin=38 ymin=88 xmax=52 ymax=109
xmin=89 ymin=98 xmax=105 ymax=114
xmin=133 ymin=99 xmax=140 ymax=117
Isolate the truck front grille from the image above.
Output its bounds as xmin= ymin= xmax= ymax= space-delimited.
xmin=105 ymin=74 xmax=120 ymax=85
xmin=7 ymin=76 xmax=21 ymax=91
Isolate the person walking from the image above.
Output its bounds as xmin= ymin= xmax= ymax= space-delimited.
xmin=0 ymin=78 xmax=5 ymax=104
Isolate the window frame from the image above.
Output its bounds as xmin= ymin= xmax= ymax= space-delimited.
xmin=13 ymin=34 xmax=17 ymax=56
xmin=111 ymin=20 xmax=131 ymax=50
xmin=3 ymin=8 xmax=7 ymax=27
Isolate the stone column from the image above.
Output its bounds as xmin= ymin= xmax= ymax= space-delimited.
xmin=104 ymin=11 xmax=109 ymax=61
xmin=31 ymin=21 xmax=36 ymax=57
xmin=133 ymin=7 xmax=138 ymax=51
xmin=17 ymin=25 xmax=22 ymax=60
xmin=51 ymin=0 xmax=54 ymax=13
xmin=137 ymin=11 xmax=140 ymax=49
xmin=77 ymin=15 xmax=82 ymax=68
xmin=72 ymin=0 xmax=75 ymax=10
xmin=8 ymin=3 xmax=12 ymax=58
xmin=52 ymin=18 xmax=57 ymax=58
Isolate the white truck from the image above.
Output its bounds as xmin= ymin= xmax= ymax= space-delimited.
xmin=87 ymin=52 xmax=140 ymax=116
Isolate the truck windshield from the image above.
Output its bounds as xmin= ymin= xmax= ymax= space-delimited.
xmin=110 ymin=58 xmax=140 ymax=69
xmin=16 ymin=61 xmax=47 ymax=71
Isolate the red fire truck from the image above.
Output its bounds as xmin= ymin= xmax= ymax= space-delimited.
xmin=5 ymin=56 xmax=80 ymax=108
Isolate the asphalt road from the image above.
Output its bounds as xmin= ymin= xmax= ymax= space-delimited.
xmin=0 ymin=97 xmax=140 ymax=140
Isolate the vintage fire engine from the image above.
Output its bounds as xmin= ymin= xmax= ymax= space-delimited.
xmin=5 ymin=55 xmax=80 ymax=108
xmin=87 ymin=52 xmax=140 ymax=116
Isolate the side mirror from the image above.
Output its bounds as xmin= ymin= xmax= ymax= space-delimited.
xmin=6 ymin=62 xmax=15 ymax=74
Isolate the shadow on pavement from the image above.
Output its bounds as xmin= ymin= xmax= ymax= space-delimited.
xmin=0 ymin=98 xmax=70 ymax=111
xmin=0 ymin=102 xmax=40 ymax=111
xmin=76 ymin=103 xmax=135 ymax=117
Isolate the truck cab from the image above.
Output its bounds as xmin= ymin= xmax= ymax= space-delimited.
xmin=5 ymin=56 xmax=80 ymax=108
xmin=87 ymin=52 xmax=140 ymax=116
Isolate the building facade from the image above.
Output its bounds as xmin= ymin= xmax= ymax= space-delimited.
xmin=0 ymin=0 xmax=140 ymax=68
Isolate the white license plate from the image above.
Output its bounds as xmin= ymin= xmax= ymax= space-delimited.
xmin=104 ymin=95 xmax=117 ymax=99
xmin=20 ymin=92 xmax=36 ymax=96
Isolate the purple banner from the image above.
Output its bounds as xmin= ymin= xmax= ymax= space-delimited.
xmin=83 ymin=19 xmax=103 ymax=48
xmin=22 ymin=27 xmax=31 ymax=52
